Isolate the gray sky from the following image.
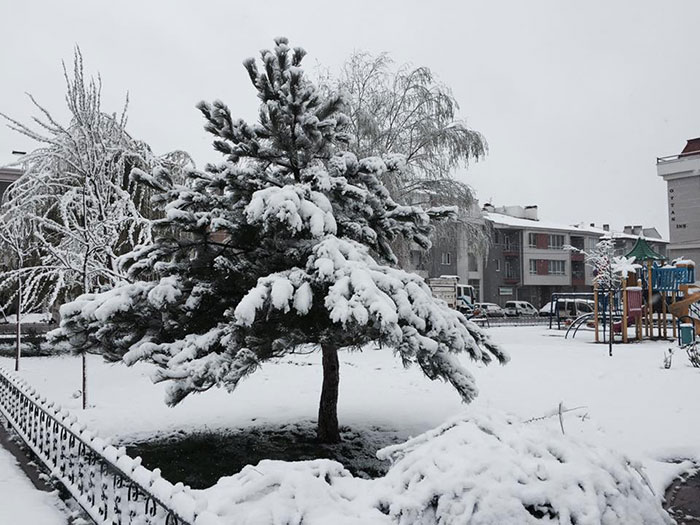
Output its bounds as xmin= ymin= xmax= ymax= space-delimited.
xmin=3 ymin=0 xmax=699 ymax=237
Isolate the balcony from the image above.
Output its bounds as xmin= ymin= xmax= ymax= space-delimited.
xmin=499 ymin=244 xmax=521 ymax=257
xmin=504 ymin=273 xmax=520 ymax=285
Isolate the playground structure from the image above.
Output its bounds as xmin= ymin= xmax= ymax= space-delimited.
xmin=563 ymin=238 xmax=698 ymax=345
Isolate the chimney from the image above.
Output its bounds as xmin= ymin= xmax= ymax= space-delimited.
xmin=633 ymin=225 xmax=643 ymax=235
xmin=482 ymin=203 xmax=495 ymax=213
xmin=590 ymin=223 xmax=595 ymax=227
xmin=503 ymin=205 xmax=525 ymax=218
xmin=623 ymin=225 xmax=633 ymax=234
xmin=603 ymin=224 xmax=610 ymax=232
xmin=524 ymin=205 xmax=538 ymax=221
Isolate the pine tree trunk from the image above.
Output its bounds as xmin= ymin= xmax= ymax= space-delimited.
xmin=317 ymin=343 xmax=341 ymax=443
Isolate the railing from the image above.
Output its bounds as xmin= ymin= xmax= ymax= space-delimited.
xmin=0 ymin=366 xmax=197 ymax=525
xmin=657 ymin=153 xmax=700 ymax=164
xmin=482 ymin=316 xmax=550 ymax=327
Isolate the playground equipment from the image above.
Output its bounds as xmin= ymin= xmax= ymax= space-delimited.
xmin=561 ymin=237 xmax=697 ymax=346
xmin=669 ymin=285 xmax=700 ymax=334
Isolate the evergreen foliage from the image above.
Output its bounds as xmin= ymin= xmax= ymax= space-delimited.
xmin=53 ymin=39 xmax=506 ymax=441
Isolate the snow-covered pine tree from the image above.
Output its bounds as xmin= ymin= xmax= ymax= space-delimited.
xmin=53 ymin=38 xmax=507 ymax=442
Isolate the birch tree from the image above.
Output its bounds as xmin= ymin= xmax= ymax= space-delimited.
xmin=0 ymin=49 xmax=192 ymax=407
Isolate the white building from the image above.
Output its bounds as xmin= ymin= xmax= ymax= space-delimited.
xmin=657 ymin=138 xmax=700 ymax=263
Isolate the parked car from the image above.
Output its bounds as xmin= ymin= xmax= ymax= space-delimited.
xmin=539 ymin=299 xmax=594 ymax=318
xmin=504 ymin=301 xmax=538 ymax=317
xmin=474 ymin=303 xmax=506 ymax=317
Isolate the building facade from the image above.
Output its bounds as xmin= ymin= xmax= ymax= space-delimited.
xmin=657 ymin=138 xmax=700 ymax=263
xmin=480 ymin=205 xmax=667 ymax=309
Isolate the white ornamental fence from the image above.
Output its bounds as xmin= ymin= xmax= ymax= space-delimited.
xmin=0 ymin=366 xmax=197 ymax=525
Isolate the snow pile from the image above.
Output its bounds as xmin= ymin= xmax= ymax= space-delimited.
xmin=197 ymin=460 xmax=387 ymax=525
xmin=374 ymin=410 xmax=671 ymax=525
xmin=193 ymin=409 xmax=672 ymax=525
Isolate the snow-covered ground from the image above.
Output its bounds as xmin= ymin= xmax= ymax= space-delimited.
xmin=0 ymin=444 xmax=66 ymax=524
xmin=1 ymin=326 xmax=698 ymax=497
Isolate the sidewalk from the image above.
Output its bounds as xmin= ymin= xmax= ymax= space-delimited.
xmin=0 ymin=421 xmax=66 ymax=525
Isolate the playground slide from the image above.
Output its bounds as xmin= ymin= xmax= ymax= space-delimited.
xmin=669 ymin=291 xmax=700 ymax=332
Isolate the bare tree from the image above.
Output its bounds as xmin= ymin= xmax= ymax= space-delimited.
xmin=0 ymin=49 xmax=192 ymax=407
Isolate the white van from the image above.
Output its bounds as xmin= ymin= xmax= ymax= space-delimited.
xmin=504 ymin=301 xmax=538 ymax=317
xmin=539 ymin=299 xmax=594 ymax=318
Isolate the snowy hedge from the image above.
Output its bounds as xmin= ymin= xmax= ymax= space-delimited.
xmin=193 ymin=409 xmax=672 ymax=525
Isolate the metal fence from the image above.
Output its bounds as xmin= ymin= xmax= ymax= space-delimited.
xmin=473 ymin=316 xmax=551 ymax=328
xmin=0 ymin=366 xmax=196 ymax=525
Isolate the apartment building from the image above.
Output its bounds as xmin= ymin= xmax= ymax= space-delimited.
xmin=480 ymin=205 xmax=667 ymax=309
xmin=481 ymin=205 xmax=600 ymax=308
xmin=657 ymin=138 xmax=700 ymax=263
xmin=405 ymin=201 xmax=486 ymax=302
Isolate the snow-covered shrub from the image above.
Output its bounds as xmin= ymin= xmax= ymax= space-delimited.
xmin=373 ymin=409 xmax=672 ymax=525
xmin=193 ymin=410 xmax=672 ymax=525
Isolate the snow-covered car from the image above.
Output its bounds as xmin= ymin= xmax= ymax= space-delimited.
xmin=539 ymin=299 xmax=594 ymax=318
xmin=504 ymin=301 xmax=538 ymax=317
xmin=474 ymin=303 xmax=505 ymax=317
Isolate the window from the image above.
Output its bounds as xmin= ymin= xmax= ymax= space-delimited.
xmin=577 ymin=302 xmax=593 ymax=313
xmin=467 ymin=253 xmax=478 ymax=271
xmin=410 ymin=250 xmax=422 ymax=267
xmin=528 ymin=233 xmax=537 ymax=248
xmin=548 ymin=260 xmax=565 ymax=275
xmin=529 ymin=259 xmax=537 ymax=275
xmin=441 ymin=252 xmax=451 ymax=265
xmin=548 ymin=234 xmax=564 ymax=250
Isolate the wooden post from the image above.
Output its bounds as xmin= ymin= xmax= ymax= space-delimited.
xmin=594 ymin=284 xmax=599 ymax=343
xmin=637 ymin=315 xmax=642 ymax=341
xmin=672 ymin=291 xmax=677 ymax=340
xmin=622 ymin=279 xmax=628 ymax=344
xmin=662 ymin=292 xmax=668 ymax=339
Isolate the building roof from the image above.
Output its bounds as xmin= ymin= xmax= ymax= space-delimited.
xmin=0 ymin=167 xmax=22 ymax=183
xmin=680 ymin=137 xmax=700 ymax=157
xmin=484 ymin=212 xmax=669 ymax=243
xmin=625 ymin=237 xmax=667 ymax=261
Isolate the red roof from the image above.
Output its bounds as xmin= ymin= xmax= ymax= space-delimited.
xmin=680 ymin=137 xmax=700 ymax=156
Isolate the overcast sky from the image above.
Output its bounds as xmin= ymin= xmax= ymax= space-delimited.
xmin=2 ymin=0 xmax=699 ymax=237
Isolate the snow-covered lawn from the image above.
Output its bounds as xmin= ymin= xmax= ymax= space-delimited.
xmin=1 ymin=326 xmax=698 ymax=497
xmin=0 ymin=444 xmax=65 ymax=524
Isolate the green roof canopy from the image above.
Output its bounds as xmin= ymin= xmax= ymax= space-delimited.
xmin=625 ymin=237 xmax=667 ymax=262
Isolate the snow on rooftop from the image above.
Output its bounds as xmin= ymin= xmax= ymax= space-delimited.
xmin=483 ymin=212 xmax=669 ymax=243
